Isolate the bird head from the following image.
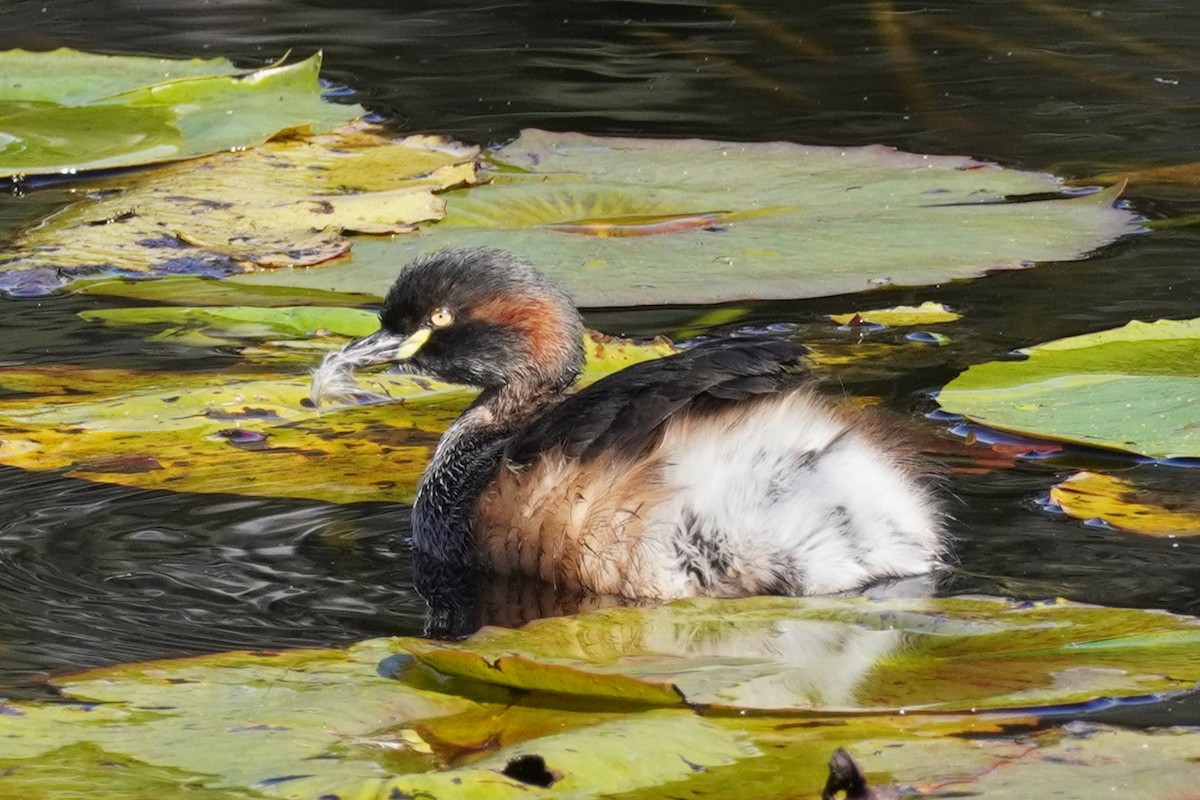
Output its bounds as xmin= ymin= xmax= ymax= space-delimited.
xmin=311 ymin=248 xmax=585 ymax=406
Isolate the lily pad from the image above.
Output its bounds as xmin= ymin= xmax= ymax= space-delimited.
xmin=0 ymin=637 xmax=965 ymax=800
xmin=0 ymin=329 xmax=675 ymax=502
xmin=0 ymin=639 xmax=484 ymax=799
xmin=0 ymin=50 xmax=361 ymax=177
xmin=0 ymin=121 xmax=478 ymax=294
xmin=863 ymin=722 xmax=1200 ymax=800
xmin=75 ymin=274 xmax=379 ymax=307
xmin=232 ymin=129 xmax=1141 ymax=306
xmin=5 ymin=599 xmax=1200 ymax=799
xmin=79 ymin=305 xmax=383 ymax=349
xmin=1050 ymin=470 xmax=1200 ymax=537
xmin=402 ymin=595 xmax=1200 ymax=713
xmin=829 ymin=301 xmax=961 ymax=326
xmin=937 ymin=318 xmax=1200 ymax=459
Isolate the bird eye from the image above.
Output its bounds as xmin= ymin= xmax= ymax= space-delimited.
xmin=429 ymin=307 xmax=455 ymax=328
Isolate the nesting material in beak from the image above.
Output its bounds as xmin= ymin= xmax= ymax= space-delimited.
xmin=309 ymin=327 xmax=430 ymax=408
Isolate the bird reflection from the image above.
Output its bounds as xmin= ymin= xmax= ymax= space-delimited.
xmin=413 ymin=550 xmax=647 ymax=639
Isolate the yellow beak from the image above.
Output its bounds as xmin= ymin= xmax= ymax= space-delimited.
xmin=393 ymin=327 xmax=431 ymax=361
xmin=332 ymin=326 xmax=431 ymax=369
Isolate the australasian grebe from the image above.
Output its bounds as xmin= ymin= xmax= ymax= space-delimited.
xmin=313 ymin=247 xmax=945 ymax=600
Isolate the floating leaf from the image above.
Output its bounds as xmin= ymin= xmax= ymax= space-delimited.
xmin=0 ymin=636 xmax=957 ymax=800
xmin=402 ymin=595 xmax=1200 ymax=713
xmin=231 ymin=129 xmax=1140 ymax=306
xmin=0 ymin=121 xmax=478 ymax=290
xmin=0 ymin=49 xmax=244 ymax=104
xmin=0 ymin=50 xmax=361 ymax=177
xmin=937 ymin=318 xmax=1200 ymax=459
xmin=1087 ymin=160 xmax=1200 ymax=190
xmin=0 ymin=639 xmax=483 ymax=799
xmin=923 ymin=424 xmax=1065 ymax=475
xmin=0 ymin=329 xmax=675 ymax=502
xmin=863 ymin=722 xmax=1200 ymax=800
xmin=6 ymin=599 xmax=1200 ymax=799
xmin=1050 ymin=470 xmax=1200 ymax=537
xmin=829 ymin=301 xmax=961 ymax=326
xmin=75 ymin=274 xmax=379 ymax=307
xmin=352 ymin=712 xmax=760 ymax=799
xmin=80 ymin=305 xmax=383 ymax=349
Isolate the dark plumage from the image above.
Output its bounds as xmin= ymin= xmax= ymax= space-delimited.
xmin=313 ymin=247 xmax=944 ymax=605
xmin=507 ymin=336 xmax=808 ymax=464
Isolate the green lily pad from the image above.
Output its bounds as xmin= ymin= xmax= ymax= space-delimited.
xmin=402 ymin=595 xmax=1200 ymax=713
xmin=1 ymin=101 xmax=182 ymax=176
xmin=80 ymin=305 xmax=383 ymax=348
xmin=937 ymin=318 xmax=1200 ymax=459
xmin=0 ymin=50 xmax=360 ymax=176
xmin=1050 ymin=470 xmax=1200 ymax=537
xmin=5 ymin=599 xmax=1200 ymax=799
xmin=0 ymin=637 xmax=947 ymax=800
xmin=347 ymin=712 xmax=758 ymax=800
xmin=0 ymin=121 xmax=479 ymax=295
xmin=0 ymin=328 xmax=675 ymax=502
xmin=862 ymin=723 xmax=1200 ymax=800
xmin=232 ymin=129 xmax=1141 ymax=306
xmin=0 ymin=48 xmax=243 ymax=105
xmin=0 ymin=639 xmax=483 ymax=799
xmin=75 ymin=274 xmax=380 ymax=307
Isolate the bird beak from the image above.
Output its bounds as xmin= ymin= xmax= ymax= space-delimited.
xmin=336 ymin=326 xmax=431 ymax=368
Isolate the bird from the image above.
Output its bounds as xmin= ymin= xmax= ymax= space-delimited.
xmin=312 ymin=247 xmax=945 ymax=601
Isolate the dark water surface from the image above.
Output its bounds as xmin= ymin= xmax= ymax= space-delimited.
xmin=1 ymin=0 xmax=1200 ymax=697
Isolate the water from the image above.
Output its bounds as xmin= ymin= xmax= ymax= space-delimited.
xmin=1 ymin=0 xmax=1199 ymax=696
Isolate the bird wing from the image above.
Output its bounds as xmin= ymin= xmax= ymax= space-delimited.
xmin=505 ymin=337 xmax=810 ymax=465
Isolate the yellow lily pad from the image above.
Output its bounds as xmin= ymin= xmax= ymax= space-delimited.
xmin=0 ymin=120 xmax=479 ymax=292
xmin=0 ymin=331 xmax=675 ymax=503
xmin=829 ymin=301 xmax=961 ymax=326
xmin=1050 ymin=470 xmax=1200 ymax=537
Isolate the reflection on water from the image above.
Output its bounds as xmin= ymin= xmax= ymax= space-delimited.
xmin=1 ymin=0 xmax=1200 ymax=694
xmin=0 ymin=468 xmax=426 ymax=685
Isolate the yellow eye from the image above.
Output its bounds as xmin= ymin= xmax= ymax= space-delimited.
xmin=429 ymin=307 xmax=455 ymax=328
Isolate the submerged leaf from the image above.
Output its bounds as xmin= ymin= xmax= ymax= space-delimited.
xmin=0 ymin=121 xmax=478 ymax=289
xmin=0 ymin=50 xmax=360 ymax=176
xmin=232 ymin=129 xmax=1141 ymax=306
xmin=937 ymin=318 xmax=1200 ymax=459
xmin=1050 ymin=470 xmax=1200 ymax=537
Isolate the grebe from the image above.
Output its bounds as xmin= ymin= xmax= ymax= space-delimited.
xmin=313 ymin=248 xmax=944 ymax=600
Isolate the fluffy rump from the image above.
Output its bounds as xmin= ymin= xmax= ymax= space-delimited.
xmin=648 ymin=389 xmax=944 ymax=596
